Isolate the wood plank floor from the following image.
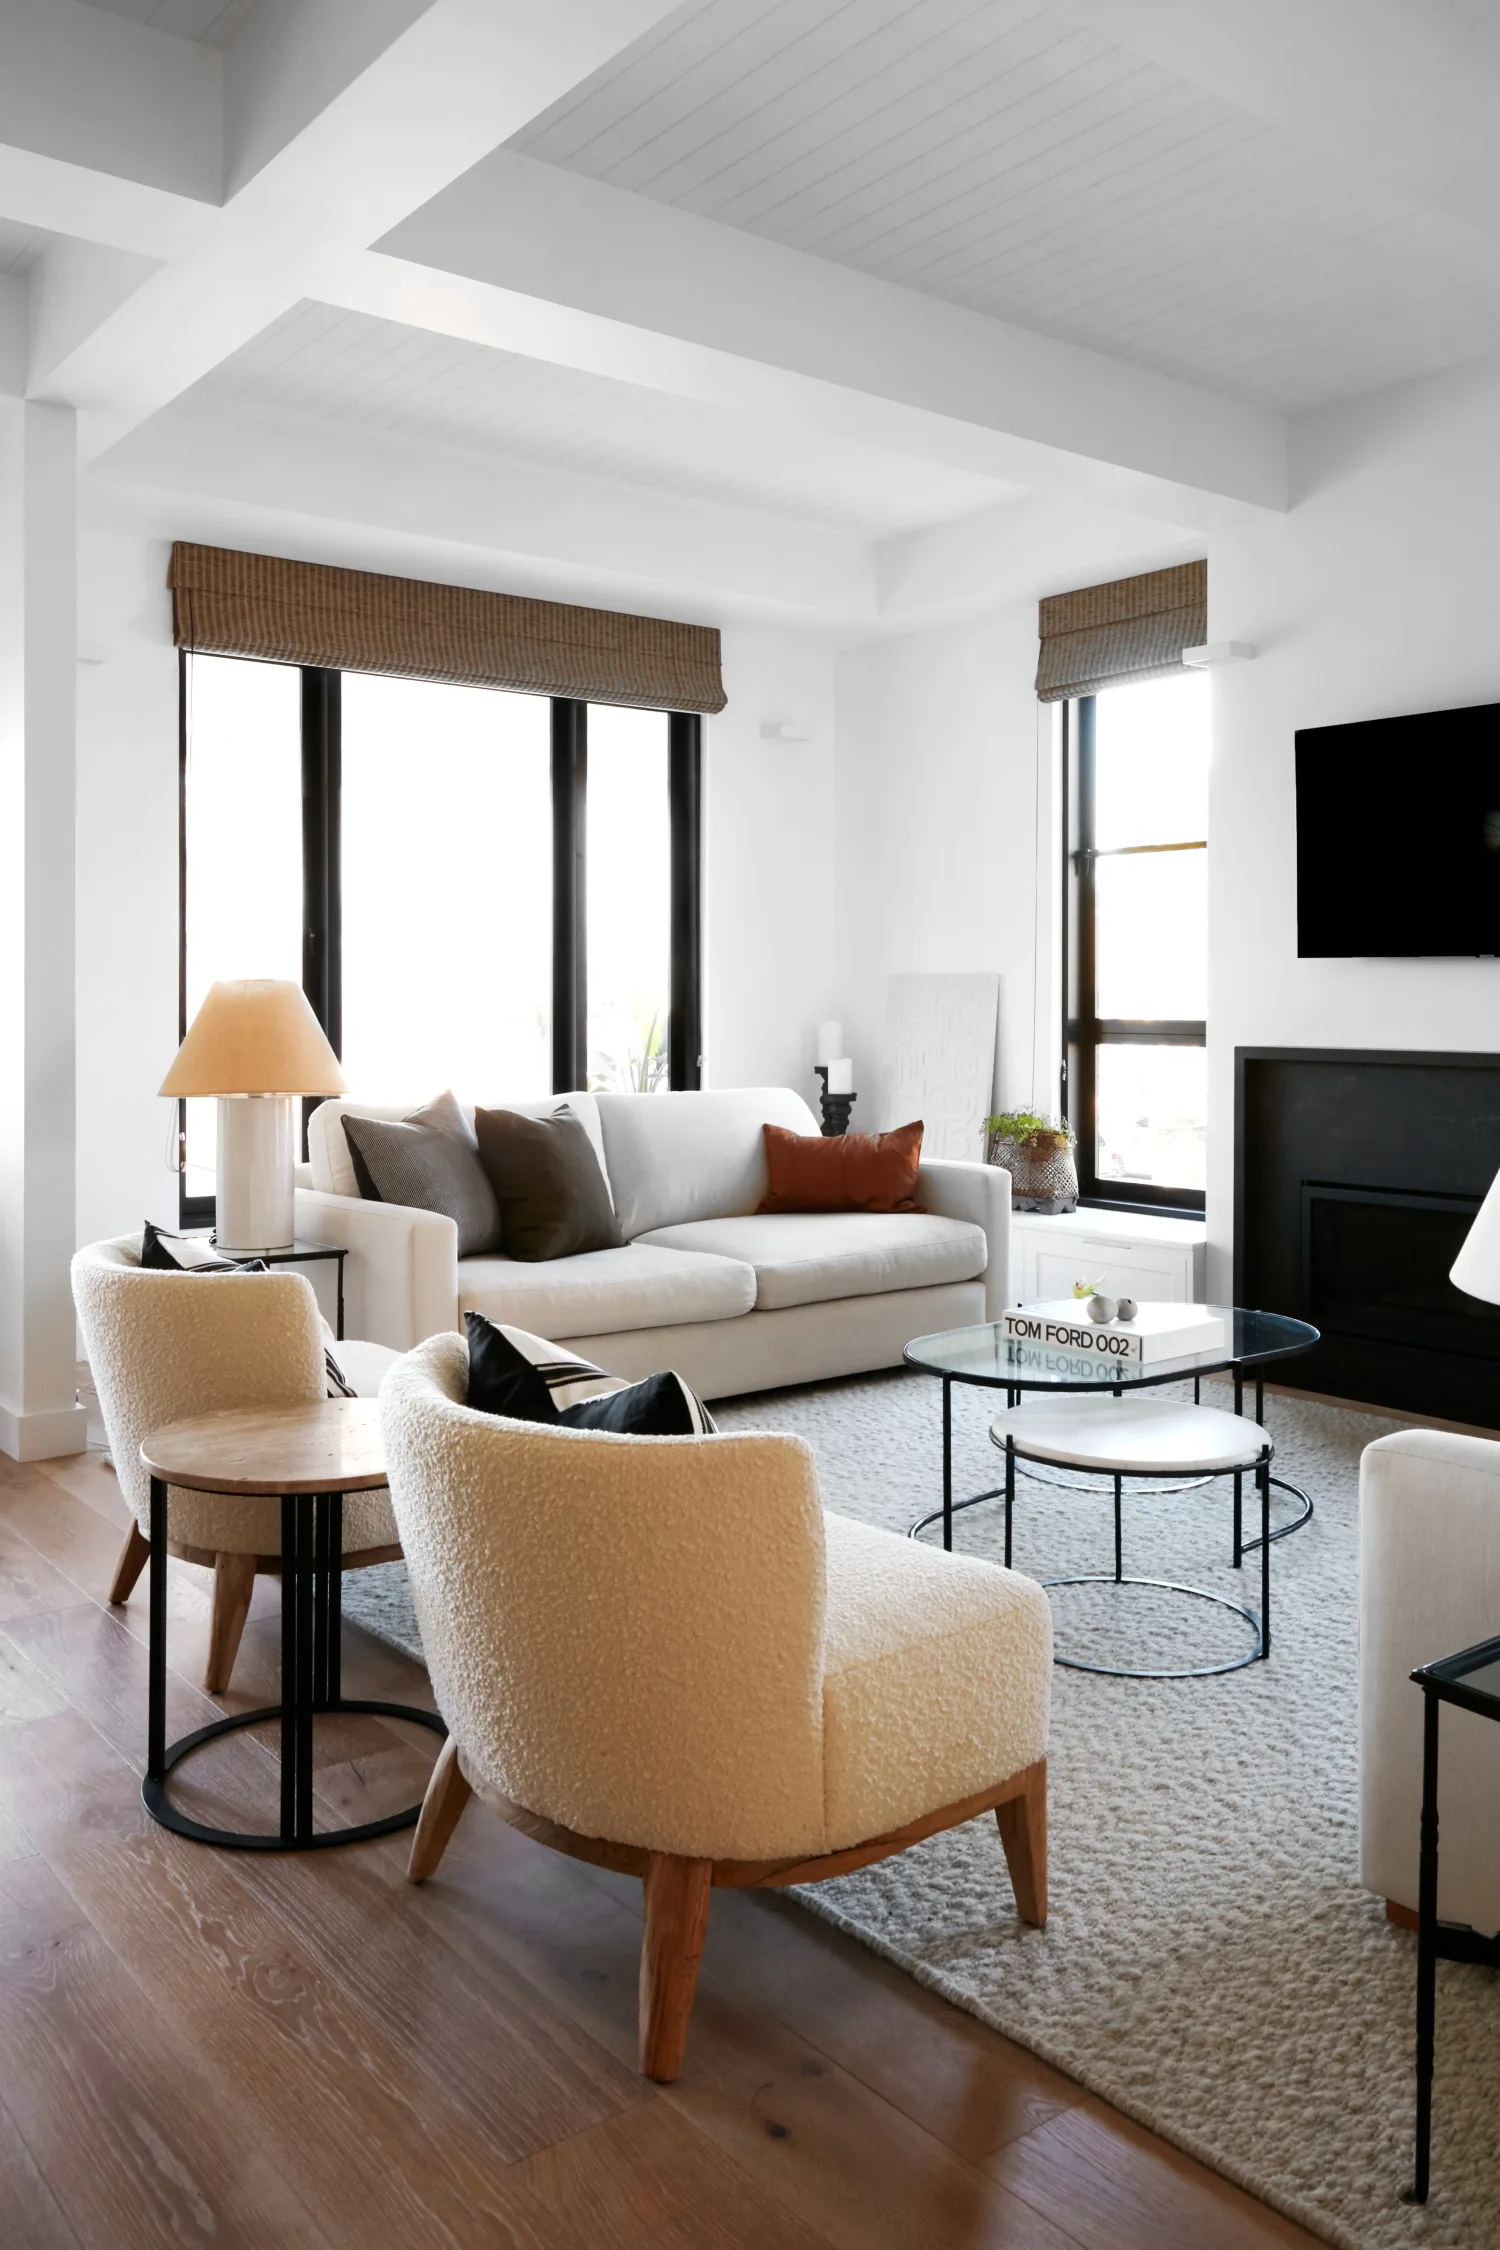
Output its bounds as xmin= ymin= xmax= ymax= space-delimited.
xmin=0 ymin=1434 xmax=1327 ymax=2250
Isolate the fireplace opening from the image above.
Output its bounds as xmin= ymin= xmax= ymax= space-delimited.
xmin=1303 ymin=1185 xmax=1500 ymax=1361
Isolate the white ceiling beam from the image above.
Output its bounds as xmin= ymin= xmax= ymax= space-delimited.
xmin=360 ymin=153 xmax=1287 ymax=527
xmin=871 ymin=495 xmax=1206 ymax=629
xmin=94 ymin=393 xmax=878 ymax=625
xmin=29 ymin=0 xmax=686 ymax=461
xmin=0 ymin=276 xmax=24 ymax=399
xmin=0 ymin=0 xmax=221 ymax=204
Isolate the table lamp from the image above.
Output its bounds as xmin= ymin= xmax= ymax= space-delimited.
xmin=161 ymin=980 xmax=345 ymax=1253
xmin=1451 ymin=1177 xmax=1500 ymax=1310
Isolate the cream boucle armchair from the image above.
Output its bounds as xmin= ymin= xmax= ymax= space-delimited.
xmin=381 ymin=1332 xmax=1053 ymax=2082
xmin=73 ymin=1237 xmax=401 ymax=1693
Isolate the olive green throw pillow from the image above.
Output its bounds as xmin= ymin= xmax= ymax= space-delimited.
xmin=473 ymin=1105 xmax=623 ymax=1262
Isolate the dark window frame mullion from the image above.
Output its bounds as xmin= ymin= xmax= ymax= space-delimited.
xmin=300 ymin=667 xmax=341 ymax=1156
xmin=1065 ymin=689 xmax=1206 ymax=1215
xmin=551 ymin=698 xmax=589 ymax=1093
xmin=668 ymin=711 xmax=703 ymax=1091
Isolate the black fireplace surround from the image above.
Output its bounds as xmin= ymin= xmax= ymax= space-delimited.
xmin=1236 ymin=1049 xmax=1500 ymax=1426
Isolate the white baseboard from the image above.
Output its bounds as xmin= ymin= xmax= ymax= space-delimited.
xmin=0 ymin=1399 xmax=89 ymax=1462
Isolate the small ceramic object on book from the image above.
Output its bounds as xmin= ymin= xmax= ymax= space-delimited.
xmin=1087 ymin=1294 xmax=1117 ymax=1325
xmin=1116 ymin=1297 xmax=1138 ymax=1323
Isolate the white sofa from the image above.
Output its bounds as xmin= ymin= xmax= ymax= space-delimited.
xmin=1360 ymin=1428 xmax=1500 ymax=1933
xmin=294 ymin=1087 xmax=1010 ymax=1399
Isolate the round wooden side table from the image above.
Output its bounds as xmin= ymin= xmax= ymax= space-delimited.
xmin=139 ymin=1399 xmax=444 ymax=1851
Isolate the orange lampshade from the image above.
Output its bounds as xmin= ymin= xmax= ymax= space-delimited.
xmin=159 ymin=980 xmax=346 ymax=1098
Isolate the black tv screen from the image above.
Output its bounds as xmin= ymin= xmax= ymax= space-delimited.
xmin=1296 ymin=702 xmax=1500 ymax=957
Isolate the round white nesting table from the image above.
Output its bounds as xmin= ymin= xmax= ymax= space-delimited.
xmin=988 ymin=1392 xmax=1274 ymax=1679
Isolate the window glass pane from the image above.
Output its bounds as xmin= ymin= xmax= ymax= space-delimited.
xmin=587 ymin=705 xmax=671 ymax=1093
xmin=1094 ymin=847 xmax=1207 ymax=1019
xmin=183 ymin=654 xmax=303 ymax=1204
xmin=1095 ymin=1045 xmax=1207 ymax=1192
xmin=341 ymin=674 xmax=551 ymax=1103
xmin=1093 ymin=671 xmax=1209 ymax=849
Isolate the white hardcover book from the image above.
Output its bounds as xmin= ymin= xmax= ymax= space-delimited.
xmin=1000 ymin=1301 xmax=1226 ymax=1366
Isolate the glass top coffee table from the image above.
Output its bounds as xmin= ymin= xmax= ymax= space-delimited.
xmin=903 ymin=1307 xmax=1319 ymax=1556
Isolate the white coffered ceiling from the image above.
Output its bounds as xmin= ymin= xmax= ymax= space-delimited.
xmin=7 ymin=1 xmax=1500 ymax=627
xmin=510 ymin=0 xmax=1500 ymax=413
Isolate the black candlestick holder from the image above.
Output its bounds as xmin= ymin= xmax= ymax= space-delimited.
xmin=815 ymin=1067 xmax=857 ymax=1137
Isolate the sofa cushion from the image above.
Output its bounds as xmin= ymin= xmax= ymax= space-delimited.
xmin=457 ymin=1242 xmax=756 ymax=1338
xmin=633 ymin=1212 xmax=987 ymax=1312
xmin=473 ymin=1104 xmax=623 ymax=1261
xmin=593 ymin=1087 xmax=820 ymax=1240
xmin=761 ymin=1120 xmax=924 ymax=1213
xmin=308 ymin=1092 xmax=607 ymax=1200
xmin=342 ymin=1111 xmax=502 ymax=1257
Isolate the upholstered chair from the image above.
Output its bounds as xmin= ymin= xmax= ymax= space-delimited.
xmin=380 ymin=1332 xmax=1053 ymax=2082
xmin=72 ymin=1237 xmax=402 ymax=1693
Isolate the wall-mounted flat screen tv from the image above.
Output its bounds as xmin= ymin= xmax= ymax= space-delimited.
xmin=1296 ymin=701 xmax=1500 ymax=957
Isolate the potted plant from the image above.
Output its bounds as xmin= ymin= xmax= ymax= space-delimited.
xmin=984 ymin=1110 xmax=1078 ymax=1213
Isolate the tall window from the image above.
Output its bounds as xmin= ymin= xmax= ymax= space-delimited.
xmin=180 ymin=655 xmax=701 ymax=1224
xmin=1064 ymin=671 xmax=1208 ymax=1212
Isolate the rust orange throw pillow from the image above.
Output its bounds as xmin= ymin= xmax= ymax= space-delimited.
xmin=759 ymin=1120 xmax=924 ymax=1213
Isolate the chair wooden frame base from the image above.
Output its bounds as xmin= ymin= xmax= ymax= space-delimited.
xmin=407 ymin=1739 xmax=1047 ymax=2082
xmin=107 ymin=1521 xmax=401 ymax=1694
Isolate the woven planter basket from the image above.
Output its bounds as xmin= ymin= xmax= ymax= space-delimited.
xmin=987 ymin=1130 xmax=1078 ymax=1214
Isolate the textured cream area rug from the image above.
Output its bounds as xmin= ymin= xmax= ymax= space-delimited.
xmin=346 ymin=1370 xmax=1500 ymax=2250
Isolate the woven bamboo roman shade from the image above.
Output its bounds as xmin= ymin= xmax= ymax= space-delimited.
xmin=1035 ymin=560 xmax=1206 ymax=702
xmin=168 ymin=543 xmax=727 ymax=714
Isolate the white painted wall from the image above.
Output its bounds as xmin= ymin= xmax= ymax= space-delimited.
xmin=1206 ymin=356 xmax=1500 ymax=1294
xmin=832 ymin=352 xmax=1500 ymax=1308
xmin=72 ymin=493 xmax=842 ymax=1248
xmin=705 ymin=624 xmax=839 ymax=1097
xmin=833 ymin=609 xmax=1056 ymax=1132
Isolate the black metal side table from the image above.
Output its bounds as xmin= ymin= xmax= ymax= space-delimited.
xmin=1406 ymin=1633 xmax=1500 ymax=2203
xmin=140 ymin=1399 xmax=443 ymax=1852
xmin=215 ymin=1238 xmax=349 ymax=1338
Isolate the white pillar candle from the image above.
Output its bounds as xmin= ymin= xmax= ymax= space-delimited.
xmin=816 ymin=1020 xmax=843 ymax=1065
xmin=825 ymin=1058 xmax=854 ymax=1094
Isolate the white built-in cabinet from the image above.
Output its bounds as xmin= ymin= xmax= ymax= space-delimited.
xmin=1010 ymin=1205 xmax=1207 ymax=1307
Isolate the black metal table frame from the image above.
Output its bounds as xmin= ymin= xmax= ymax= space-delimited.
xmin=143 ymin=1476 xmax=444 ymax=1851
xmin=213 ymin=1239 xmax=348 ymax=1339
xmin=995 ymin=1427 xmax=1273 ymax=1678
xmin=1406 ymin=1638 xmax=1500 ymax=2205
xmin=911 ymin=1360 xmax=1313 ymax=1568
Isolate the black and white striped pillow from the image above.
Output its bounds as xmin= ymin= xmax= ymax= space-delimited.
xmin=465 ymin=1314 xmax=715 ymax=1434
xmin=141 ymin=1223 xmax=354 ymax=1401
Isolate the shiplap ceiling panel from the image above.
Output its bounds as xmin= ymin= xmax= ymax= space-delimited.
xmin=80 ymin=0 xmax=260 ymax=47
xmin=196 ymin=300 xmax=1018 ymax=534
xmin=511 ymin=0 xmax=1500 ymax=410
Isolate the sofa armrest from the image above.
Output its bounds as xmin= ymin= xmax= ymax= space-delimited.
xmin=294 ymin=1188 xmax=459 ymax=1351
xmin=1359 ymin=1428 xmax=1500 ymax=1926
xmin=916 ymin=1159 xmax=1011 ymax=1320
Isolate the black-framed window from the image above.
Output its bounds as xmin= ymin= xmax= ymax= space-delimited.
xmin=179 ymin=653 xmax=702 ymax=1225
xmin=1062 ymin=671 xmax=1208 ymax=1213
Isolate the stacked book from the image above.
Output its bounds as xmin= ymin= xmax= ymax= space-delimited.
xmin=1000 ymin=1301 xmax=1225 ymax=1365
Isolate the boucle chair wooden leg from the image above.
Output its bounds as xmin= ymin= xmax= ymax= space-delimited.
xmin=639 ymin=1853 xmax=713 ymax=2083
xmin=994 ymin=1757 xmax=1047 ymax=1926
xmin=204 ymin=1552 xmax=257 ymax=1694
xmin=407 ymin=1737 xmax=472 ymax=1883
xmin=107 ymin=1523 xmax=151 ymax=1606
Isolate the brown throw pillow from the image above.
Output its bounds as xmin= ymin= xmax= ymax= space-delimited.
xmin=473 ymin=1104 xmax=624 ymax=1262
xmin=759 ymin=1120 xmax=924 ymax=1214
